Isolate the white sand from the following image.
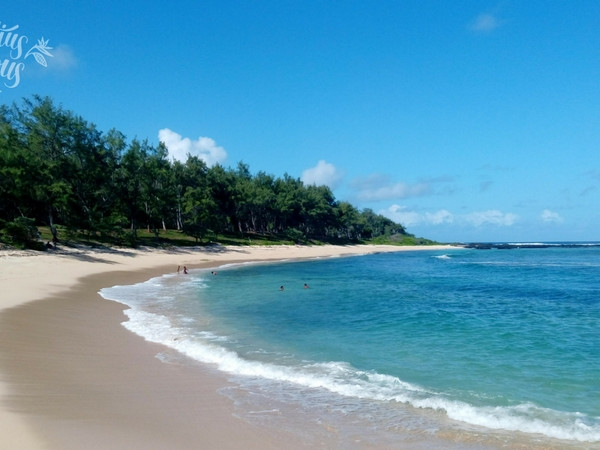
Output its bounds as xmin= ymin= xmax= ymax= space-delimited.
xmin=0 ymin=244 xmax=457 ymax=449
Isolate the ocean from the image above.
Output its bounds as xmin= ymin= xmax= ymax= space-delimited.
xmin=99 ymin=244 xmax=600 ymax=448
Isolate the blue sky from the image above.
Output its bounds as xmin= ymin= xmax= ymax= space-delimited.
xmin=2 ymin=1 xmax=599 ymax=242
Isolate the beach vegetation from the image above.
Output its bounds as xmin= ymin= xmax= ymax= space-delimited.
xmin=0 ymin=96 xmax=434 ymax=249
xmin=1 ymin=216 xmax=44 ymax=249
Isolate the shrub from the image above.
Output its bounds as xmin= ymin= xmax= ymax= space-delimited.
xmin=1 ymin=217 xmax=43 ymax=249
xmin=284 ymin=228 xmax=306 ymax=244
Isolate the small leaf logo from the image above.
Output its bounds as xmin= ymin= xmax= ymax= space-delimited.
xmin=33 ymin=52 xmax=47 ymax=66
xmin=25 ymin=37 xmax=53 ymax=67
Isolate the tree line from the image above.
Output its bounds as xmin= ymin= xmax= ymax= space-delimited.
xmin=0 ymin=95 xmax=412 ymax=248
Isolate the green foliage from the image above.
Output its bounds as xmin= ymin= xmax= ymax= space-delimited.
xmin=0 ymin=96 xmax=432 ymax=250
xmin=1 ymin=217 xmax=44 ymax=249
xmin=284 ymin=228 xmax=306 ymax=244
xmin=368 ymin=233 xmax=437 ymax=246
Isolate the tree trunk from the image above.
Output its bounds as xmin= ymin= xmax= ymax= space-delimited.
xmin=48 ymin=206 xmax=59 ymax=242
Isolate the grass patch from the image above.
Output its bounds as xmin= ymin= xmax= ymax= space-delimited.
xmin=29 ymin=226 xmax=438 ymax=251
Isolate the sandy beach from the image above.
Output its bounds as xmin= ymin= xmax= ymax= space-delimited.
xmin=0 ymin=243 xmax=457 ymax=449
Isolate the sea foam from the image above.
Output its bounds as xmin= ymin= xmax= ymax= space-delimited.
xmin=99 ymin=251 xmax=600 ymax=444
xmin=100 ymin=285 xmax=600 ymax=443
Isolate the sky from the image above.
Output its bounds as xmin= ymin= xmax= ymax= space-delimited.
xmin=1 ymin=1 xmax=599 ymax=243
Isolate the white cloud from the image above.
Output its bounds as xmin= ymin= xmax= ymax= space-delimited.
xmin=352 ymin=174 xmax=432 ymax=201
xmin=301 ymin=160 xmax=344 ymax=188
xmin=426 ymin=209 xmax=454 ymax=225
xmin=359 ymin=182 xmax=430 ymax=201
xmin=380 ymin=205 xmax=517 ymax=228
xmin=470 ymin=13 xmax=501 ymax=33
xmin=47 ymin=44 xmax=77 ymax=72
xmin=158 ymin=128 xmax=227 ymax=166
xmin=465 ymin=210 xmax=518 ymax=227
xmin=540 ymin=209 xmax=563 ymax=224
xmin=382 ymin=205 xmax=453 ymax=227
xmin=382 ymin=205 xmax=424 ymax=227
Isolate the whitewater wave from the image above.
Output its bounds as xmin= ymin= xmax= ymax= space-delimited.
xmin=96 ymin=287 xmax=600 ymax=443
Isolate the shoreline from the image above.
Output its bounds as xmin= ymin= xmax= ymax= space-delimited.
xmin=0 ymin=244 xmax=458 ymax=449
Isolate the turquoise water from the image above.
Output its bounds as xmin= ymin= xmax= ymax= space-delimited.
xmin=100 ymin=246 xmax=600 ymax=445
